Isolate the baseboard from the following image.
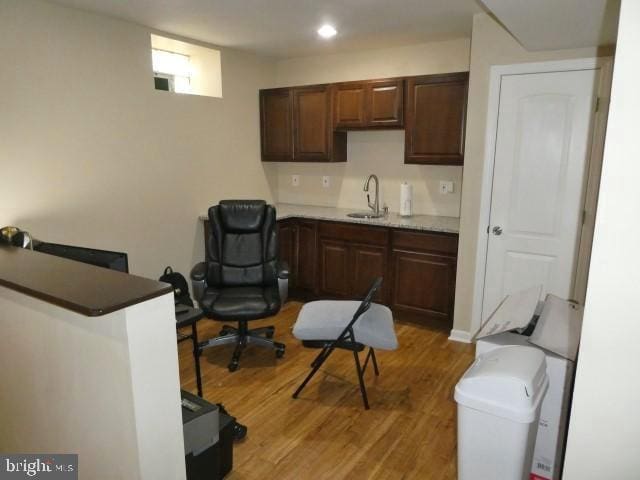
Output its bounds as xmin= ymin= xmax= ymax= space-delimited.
xmin=448 ymin=329 xmax=472 ymax=344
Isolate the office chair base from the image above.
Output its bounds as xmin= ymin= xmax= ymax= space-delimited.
xmin=199 ymin=323 xmax=285 ymax=372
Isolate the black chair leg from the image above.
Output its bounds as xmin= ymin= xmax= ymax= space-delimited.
xmin=311 ymin=346 xmax=330 ymax=368
xmin=362 ymin=348 xmax=379 ymax=376
xmin=293 ymin=348 xmax=332 ymax=399
xmin=192 ymin=322 xmax=203 ymax=397
xmin=353 ymin=350 xmax=370 ymax=410
xmin=228 ymin=337 xmax=246 ymax=372
xmin=370 ymin=348 xmax=380 ymax=376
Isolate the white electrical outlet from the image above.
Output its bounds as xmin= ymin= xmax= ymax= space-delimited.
xmin=322 ymin=176 xmax=330 ymax=188
xmin=439 ymin=181 xmax=454 ymax=194
xmin=291 ymin=175 xmax=300 ymax=187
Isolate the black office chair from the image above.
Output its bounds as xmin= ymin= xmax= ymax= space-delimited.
xmin=190 ymin=200 xmax=287 ymax=372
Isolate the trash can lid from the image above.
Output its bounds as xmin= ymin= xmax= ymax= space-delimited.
xmin=454 ymin=346 xmax=549 ymax=423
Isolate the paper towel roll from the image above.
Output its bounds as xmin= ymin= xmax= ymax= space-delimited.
xmin=400 ymin=182 xmax=413 ymax=217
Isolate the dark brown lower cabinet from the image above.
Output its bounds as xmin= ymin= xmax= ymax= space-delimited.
xmin=317 ymin=222 xmax=389 ymax=304
xmin=390 ymin=250 xmax=456 ymax=321
xmin=296 ymin=220 xmax=318 ymax=292
xmin=277 ymin=219 xmax=298 ymax=288
xmin=319 ymin=239 xmax=351 ymax=298
xmin=389 ymin=229 xmax=458 ymax=322
xmin=351 ymin=244 xmax=388 ymax=303
xmin=276 ymin=218 xmax=318 ymax=295
xmin=317 ymin=240 xmax=388 ymax=303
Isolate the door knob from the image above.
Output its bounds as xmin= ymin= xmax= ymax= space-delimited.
xmin=492 ymin=226 xmax=503 ymax=236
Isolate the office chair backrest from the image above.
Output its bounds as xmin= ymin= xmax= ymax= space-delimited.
xmin=206 ymin=200 xmax=278 ymax=288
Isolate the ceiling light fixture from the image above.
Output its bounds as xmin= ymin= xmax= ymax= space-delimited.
xmin=317 ymin=24 xmax=337 ymax=39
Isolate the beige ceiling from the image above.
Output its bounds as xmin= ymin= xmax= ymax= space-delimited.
xmin=480 ymin=0 xmax=619 ymax=50
xmin=47 ymin=0 xmax=484 ymax=58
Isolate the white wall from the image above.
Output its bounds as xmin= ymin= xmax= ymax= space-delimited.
xmin=267 ymin=38 xmax=470 ymax=217
xmin=452 ymin=12 xmax=613 ymax=336
xmin=0 ymin=286 xmax=184 ymax=480
xmin=563 ymin=1 xmax=640 ymax=477
xmin=0 ymin=0 xmax=277 ymax=279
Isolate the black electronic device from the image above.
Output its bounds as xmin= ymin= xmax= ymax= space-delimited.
xmin=34 ymin=242 xmax=129 ymax=273
xmin=181 ymin=390 xmax=235 ymax=480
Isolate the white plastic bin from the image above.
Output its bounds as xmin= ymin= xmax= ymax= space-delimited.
xmin=455 ymin=346 xmax=549 ymax=480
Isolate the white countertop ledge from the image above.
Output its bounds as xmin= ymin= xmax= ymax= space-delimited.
xmin=199 ymin=203 xmax=459 ymax=234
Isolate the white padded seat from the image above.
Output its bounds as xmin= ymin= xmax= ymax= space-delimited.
xmin=293 ymin=300 xmax=398 ymax=351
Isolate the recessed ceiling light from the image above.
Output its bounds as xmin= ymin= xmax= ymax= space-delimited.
xmin=317 ymin=24 xmax=337 ymax=39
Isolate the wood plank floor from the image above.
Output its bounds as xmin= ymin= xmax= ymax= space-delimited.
xmin=178 ymin=301 xmax=475 ymax=480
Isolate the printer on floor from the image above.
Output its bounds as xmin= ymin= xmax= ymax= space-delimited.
xmin=181 ymin=390 xmax=235 ymax=480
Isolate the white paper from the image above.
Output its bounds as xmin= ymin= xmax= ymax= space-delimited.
xmin=528 ymin=294 xmax=583 ymax=361
xmin=474 ymin=285 xmax=543 ymax=340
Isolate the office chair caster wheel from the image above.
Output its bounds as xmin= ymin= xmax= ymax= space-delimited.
xmin=228 ymin=360 xmax=239 ymax=372
xmin=233 ymin=422 xmax=248 ymax=441
xmin=275 ymin=346 xmax=285 ymax=358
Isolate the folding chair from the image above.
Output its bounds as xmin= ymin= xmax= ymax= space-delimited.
xmin=292 ymin=277 xmax=398 ymax=409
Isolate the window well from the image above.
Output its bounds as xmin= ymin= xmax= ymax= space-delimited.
xmin=150 ymin=34 xmax=222 ymax=98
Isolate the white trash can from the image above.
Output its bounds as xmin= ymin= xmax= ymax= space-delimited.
xmin=455 ymin=346 xmax=549 ymax=480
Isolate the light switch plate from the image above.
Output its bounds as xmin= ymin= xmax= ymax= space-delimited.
xmin=292 ymin=175 xmax=300 ymax=187
xmin=322 ymin=176 xmax=330 ymax=188
xmin=439 ymin=181 xmax=454 ymax=194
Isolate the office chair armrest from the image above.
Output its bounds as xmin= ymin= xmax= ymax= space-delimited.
xmin=277 ymin=261 xmax=289 ymax=280
xmin=191 ymin=262 xmax=207 ymax=281
xmin=190 ymin=262 xmax=208 ymax=303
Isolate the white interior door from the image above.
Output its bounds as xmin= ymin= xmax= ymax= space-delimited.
xmin=482 ymin=69 xmax=599 ymax=320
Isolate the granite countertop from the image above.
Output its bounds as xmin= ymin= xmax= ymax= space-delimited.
xmin=200 ymin=203 xmax=460 ymax=234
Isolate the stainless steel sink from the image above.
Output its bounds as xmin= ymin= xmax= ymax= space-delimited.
xmin=347 ymin=212 xmax=385 ymax=219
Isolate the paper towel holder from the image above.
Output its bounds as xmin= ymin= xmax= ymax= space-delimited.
xmin=400 ymin=182 xmax=413 ymax=217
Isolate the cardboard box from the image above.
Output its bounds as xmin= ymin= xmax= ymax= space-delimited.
xmin=474 ymin=286 xmax=583 ymax=480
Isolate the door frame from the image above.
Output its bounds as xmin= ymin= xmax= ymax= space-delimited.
xmin=467 ymin=57 xmax=613 ymax=338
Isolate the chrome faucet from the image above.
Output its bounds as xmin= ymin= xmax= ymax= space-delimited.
xmin=364 ymin=174 xmax=380 ymax=215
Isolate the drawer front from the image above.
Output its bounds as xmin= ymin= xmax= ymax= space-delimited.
xmin=318 ymin=221 xmax=389 ymax=246
xmin=392 ymin=230 xmax=458 ymax=256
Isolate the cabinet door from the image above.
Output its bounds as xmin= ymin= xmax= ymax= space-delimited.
xmin=405 ymin=73 xmax=468 ymax=165
xmin=277 ymin=220 xmax=298 ymax=288
xmin=318 ymin=239 xmax=351 ymax=298
xmin=334 ymin=83 xmax=367 ymax=128
xmin=293 ymin=86 xmax=331 ymax=161
xmin=297 ymin=220 xmax=318 ymax=293
xmin=368 ymin=79 xmax=403 ymax=127
xmin=260 ymin=88 xmax=293 ymax=162
xmin=391 ymin=249 xmax=456 ymax=322
xmin=351 ymin=244 xmax=388 ymax=303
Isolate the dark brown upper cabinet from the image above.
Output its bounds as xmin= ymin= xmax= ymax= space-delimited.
xmin=260 ymin=72 xmax=467 ymax=164
xmin=405 ymin=72 xmax=468 ymax=165
xmin=260 ymin=88 xmax=293 ymax=162
xmin=333 ymin=82 xmax=367 ymax=128
xmin=293 ymin=86 xmax=333 ymax=161
xmin=333 ymin=79 xmax=403 ymax=129
xmin=260 ymin=85 xmax=346 ymax=162
xmin=368 ymin=79 xmax=404 ymax=127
